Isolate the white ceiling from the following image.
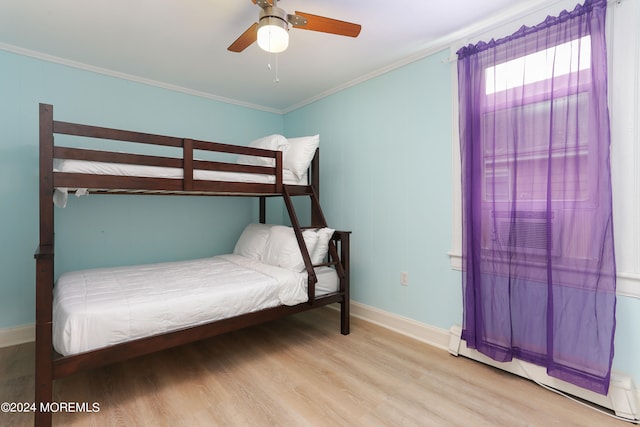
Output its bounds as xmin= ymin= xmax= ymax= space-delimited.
xmin=0 ymin=0 xmax=547 ymax=113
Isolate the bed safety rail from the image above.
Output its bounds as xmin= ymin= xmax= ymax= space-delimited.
xmin=41 ymin=104 xmax=285 ymax=196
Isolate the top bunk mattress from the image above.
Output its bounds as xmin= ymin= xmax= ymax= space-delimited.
xmin=53 ymin=254 xmax=339 ymax=356
xmin=53 ymin=158 xmax=306 ymax=184
xmin=53 ymin=159 xmax=307 ymax=207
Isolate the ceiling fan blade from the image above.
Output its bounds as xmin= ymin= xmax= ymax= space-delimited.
xmin=228 ymin=22 xmax=258 ymax=52
xmin=292 ymin=11 xmax=361 ymax=38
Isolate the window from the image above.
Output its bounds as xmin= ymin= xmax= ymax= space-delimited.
xmin=479 ymin=36 xmax=600 ymax=264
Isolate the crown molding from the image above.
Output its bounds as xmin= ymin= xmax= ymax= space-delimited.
xmin=0 ymin=42 xmax=283 ymax=115
xmin=283 ymin=0 xmax=567 ymax=113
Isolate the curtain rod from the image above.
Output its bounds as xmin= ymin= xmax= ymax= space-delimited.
xmin=440 ymin=0 xmax=624 ymax=64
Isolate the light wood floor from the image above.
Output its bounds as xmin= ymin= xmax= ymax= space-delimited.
xmin=0 ymin=307 xmax=630 ymax=426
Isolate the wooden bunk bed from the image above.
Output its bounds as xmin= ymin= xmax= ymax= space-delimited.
xmin=34 ymin=103 xmax=351 ymax=426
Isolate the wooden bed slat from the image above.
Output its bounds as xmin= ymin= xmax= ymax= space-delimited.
xmin=192 ymin=180 xmax=279 ymax=194
xmin=53 ymin=120 xmax=183 ymax=147
xmin=192 ymin=159 xmax=274 ymax=174
xmin=192 ymin=139 xmax=280 ymax=158
xmin=54 ymin=173 xmax=185 ymax=192
xmin=54 ymin=146 xmax=184 ymax=168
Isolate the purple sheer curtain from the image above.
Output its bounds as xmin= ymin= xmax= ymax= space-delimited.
xmin=457 ymin=0 xmax=616 ymax=394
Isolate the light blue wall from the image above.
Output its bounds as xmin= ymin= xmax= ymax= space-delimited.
xmin=0 ymin=49 xmax=283 ymax=328
xmin=284 ymin=48 xmax=640 ymax=386
xmin=284 ymin=49 xmax=462 ymax=330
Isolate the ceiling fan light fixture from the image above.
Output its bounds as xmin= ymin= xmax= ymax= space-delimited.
xmin=257 ymin=7 xmax=289 ymax=53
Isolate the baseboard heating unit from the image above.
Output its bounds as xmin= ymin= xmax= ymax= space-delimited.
xmin=449 ymin=325 xmax=639 ymax=421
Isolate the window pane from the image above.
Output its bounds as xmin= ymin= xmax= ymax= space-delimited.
xmin=483 ymin=92 xmax=590 ymax=202
xmin=485 ymin=35 xmax=591 ymax=95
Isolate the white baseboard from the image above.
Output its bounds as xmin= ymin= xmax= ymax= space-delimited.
xmin=348 ymin=301 xmax=451 ymax=351
xmin=0 ymin=323 xmax=35 ymax=348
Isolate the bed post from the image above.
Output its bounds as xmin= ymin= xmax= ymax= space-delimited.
xmin=310 ymin=148 xmax=321 ymax=226
xmin=311 ymin=148 xmax=319 ymax=196
xmin=34 ymin=103 xmax=55 ymax=427
xmin=259 ymin=197 xmax=266 ymax=223
xmin=182 ymin=138 xmax=194 ymax=192
xmin=337 ymin=231 xmax=351 ymax=335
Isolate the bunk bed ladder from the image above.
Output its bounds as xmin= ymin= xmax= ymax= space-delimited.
xmin=281 ymin=185 xmax=348 ymax=332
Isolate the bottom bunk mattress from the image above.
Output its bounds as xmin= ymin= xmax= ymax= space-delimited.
xmin=53 ymin=254 xmax=337 ymax=356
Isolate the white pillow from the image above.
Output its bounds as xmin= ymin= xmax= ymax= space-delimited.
xmin=311 ymin=227 xmax=335 ymax=265
xmin=237 ymin=134 xmax=288 ymax=167
xmin=283 ymin=134 xmax=319 ymax=179
xmin=262 ymin=225 xmax=319 ymax=272
xmin=233 ymin=223 xmax=273 ymax=260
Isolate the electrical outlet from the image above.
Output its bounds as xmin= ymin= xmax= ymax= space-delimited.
xmin=400 ymin=272 xmax=408 ymax=286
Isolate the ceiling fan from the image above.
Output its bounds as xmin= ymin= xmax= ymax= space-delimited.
xmin=228 ymin=0 xmax=362 ymax=54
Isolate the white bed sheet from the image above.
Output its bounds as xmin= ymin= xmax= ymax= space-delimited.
xmin=53 ymin=254 xmax=338 ymax=356
xmin=315 ymin=266 xmax=340 ymax=295
xmin=53 ymin=159 xmax=307 ymax=207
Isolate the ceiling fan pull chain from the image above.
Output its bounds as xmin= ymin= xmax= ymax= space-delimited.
xmin=266 ymin=53 xmax=280 ymax=83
